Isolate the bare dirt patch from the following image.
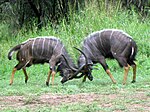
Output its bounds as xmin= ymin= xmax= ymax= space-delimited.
xmin=0 ymin=93 xmax=102 ymax=109
xmin=39 ymin=93 xmax=103 ymax=105
xmin=0 ymin=92 xmax=150 ymax=111
xmin=0 ymin=96 xmax=25 ymax=110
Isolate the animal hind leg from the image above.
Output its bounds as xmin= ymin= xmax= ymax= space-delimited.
xmin=10 ymin=68 xmax=17 ymax=85
xmin=22 ymin=68 xmax=28 ymax=84
xmin=123 ymin=64 xmax=130 ymax=85
xmin=116 ymin=57 xmax=129 ymax=85
xmin=131 ymin=64 xmax=136 ymax=83
xmin=128 ymin=61 xmax=136 ymax=83
xmin=10 ymin=62 xmax=26 ymax=85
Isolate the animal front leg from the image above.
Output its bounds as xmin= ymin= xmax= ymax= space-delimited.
xmin=106 ymin=69 xmax=116 ymax=84
xmin=49 ymin=59 xmax=57 ymax=86
xmin=46 ymin=70 xmax=52 ymax=86
xmin=99 ymin=57 xmax=116 ymax=84
xmin=10 ymin=62 xmax=26 ymax=85
xmin=51 ymin=71 xmax=56 ymax=86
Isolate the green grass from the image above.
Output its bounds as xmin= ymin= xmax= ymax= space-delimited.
xmin=0 ymin=2 xmax=150 ymax=112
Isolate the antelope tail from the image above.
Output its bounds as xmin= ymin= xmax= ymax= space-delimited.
xmin=8 ymin=44 xmax=21 ymax=60
xmin=129 ymin=41 xmax=137 ymax=61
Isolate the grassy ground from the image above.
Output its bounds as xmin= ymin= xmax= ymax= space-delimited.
xmin=0 ymin=2 xmax=150 ymax=112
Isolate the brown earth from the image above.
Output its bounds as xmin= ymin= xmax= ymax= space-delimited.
xmin=0 ymin=92 xmax=150 ymax=111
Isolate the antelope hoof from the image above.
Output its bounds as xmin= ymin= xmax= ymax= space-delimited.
xmin=112 ymin=80 xmax=117 ymax=84
xmin=131 ymin=80 xmax=136 ymax=83
xmin=25 ymin=80 xmax=28 ymax=84
xmin=9 ymin=81 xmax=13 ymax=85
xmin=82 ymin=80 xmax=86 ymax=83
xmin=9 ymin=83 xmax=12 ymax=86
xmin=46 ymin=82 xmax=49 ymax=86
xmin=113 ymin=81 xmax=117 ymax=84
xmin=123 ymin=82 xmax=126 ymax=85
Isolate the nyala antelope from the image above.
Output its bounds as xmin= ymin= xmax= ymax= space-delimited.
xmin=63 ymin=29 xmax=138 ymax=85
xmin=8 ymin=36 xmax=78 ymax=86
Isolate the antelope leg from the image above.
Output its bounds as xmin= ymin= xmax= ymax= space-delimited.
xmin=10 ymin=68 xmax=17 ymax=85
xmin=22 ymin=68 xmax=28 ymax=84
xmin=123 ymin=65 xmax=130 ymax=85
xmin=106 ymin=69 xmax=116 ymax=84
xmin=46 ymin=70 xmax=52 ymax=86
xmin=51 ymin=71 xmax=56 ymax=86
xmin=131 ymin=64 xmax=136 ymax=83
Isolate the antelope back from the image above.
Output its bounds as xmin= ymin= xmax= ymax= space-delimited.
xmin=19 ymin=36 xmax=64 ymax=60
xmin=83 ymin=30 xmax=134 ymax=57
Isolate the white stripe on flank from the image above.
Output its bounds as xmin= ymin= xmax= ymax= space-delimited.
xmin=90 ymin=36 xmax=99 ymax=51
xmin=88 ymin=37 xmax=93 ymax=46
xmin=60 ymin=45 xmax=64 ymax=55
xmin=32 ymin=38 xmax=36 ymax=55
xmin=83 ymin=45 xmax=95 ymax=58
xmin=41 ymin=38 xmax=45 ymax=56
xmin=98 ymin=31 xmax=106 ymax=56
xmin=47 ymin=39 xmax=51 ymax=57
xmin=93 ymin=37 xmax=98 ymax=48
xmin=56 ymin=45 xmax=64 ymax=58
xmin=110 ymin=30 xmax=114 ymax=39
xmin=99 ymin=32 xmax=101 ymax=44
xmin=99 ymin=36 xmax=103 ymax=49
xmin=51 ymin=39 xmax=54 ymax=50
xmin=49 ymin=43 xmax=63 ymax=63
xmin=38 ymin=38 xmax=41 ymax=53
xmin=53 ymin=39 xmax=58 ymax=52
